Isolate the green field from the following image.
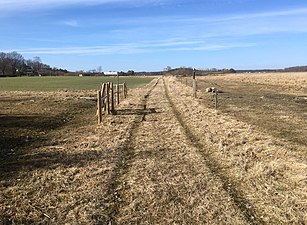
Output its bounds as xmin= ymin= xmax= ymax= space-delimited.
xmin=0 ymin=76 xmax=155 ymax=91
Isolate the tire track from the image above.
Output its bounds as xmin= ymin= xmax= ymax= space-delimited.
xmin=162 ymin=78 xmax=263 ymax=225
xmin=100 ymin=79 xmax=160 ymax=224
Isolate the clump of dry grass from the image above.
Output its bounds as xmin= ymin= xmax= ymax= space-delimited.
xmin=166 ymin=76 xmax=307 ymax=224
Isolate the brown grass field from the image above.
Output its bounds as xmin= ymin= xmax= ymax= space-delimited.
xmin=1 ymin=73 xmax=306 ymax=224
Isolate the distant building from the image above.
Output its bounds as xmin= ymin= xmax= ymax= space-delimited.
xmin=25 ymin=66 xmax=34 ymax=76
xmin=104 ymin=71 xmax=118 ymax=76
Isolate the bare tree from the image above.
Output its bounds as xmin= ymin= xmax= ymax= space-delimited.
xmin=164 ymin=66 xmax=172 ymax=71
xmin=0 ymin=52 xmax=9 ymax=76
xmin=0 ymin=51 xmax=68 ymax=76
xmin=7 ymin=51 xmax=24 ymax=76
xmin=33 ymin=56 xmax=42 ymax=74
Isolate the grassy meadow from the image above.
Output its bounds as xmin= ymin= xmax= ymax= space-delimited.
xmin=0 ymin=76 xmax=155 ymax=91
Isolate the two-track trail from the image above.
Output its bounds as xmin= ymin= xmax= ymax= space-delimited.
xmin=106 ymin=78 xmax=251 ymax=224
xmin=101 ymin=79 xmax=160 ymax=223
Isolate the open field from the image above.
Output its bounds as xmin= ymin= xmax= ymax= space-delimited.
xmin=1 ymin=73 xmax=306 ymax=224
xmin=191 ymin=72 xmax=307 ymax=147
xmin=0 ymin=76 xmax=155 ymax=91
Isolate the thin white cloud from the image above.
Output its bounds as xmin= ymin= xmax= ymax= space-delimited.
xmin=172 ymin=8 xmax=307 ymax=37
xmin=11 ymin=45 xmax=140 ymax=55
xmin=196 ymin=7 xmax=307 ymax=22
xmin=5 ymin=44 xmax=147 ymax=55
xmin=170 ymin=43 xmax=257 ymax=51
xmin=61 ymin=20 xmax=79 ymax=27
xmin=0 ymin=0 xmax=170 ymax=11
xmin=2 ymin=4 xmax=305 ymax=58
xmin=74 ymin=6 xmax=307 ymax=39
xmin=4 ymin=39 xmax=256 ymax=55
xmin=86 ymin=7 xmax=307 ymax=26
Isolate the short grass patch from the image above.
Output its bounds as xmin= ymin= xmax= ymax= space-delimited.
xmin=0 ymin=76 xmax=155 ymax=91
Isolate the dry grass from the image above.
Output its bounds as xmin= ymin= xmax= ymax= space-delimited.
xmin=1 ymin=74 xmax=306 ymax=224
xmin=191 ymin=72 xmax=307 ymax=147
xmin=202 ymin=72 xmax=307 ymax=95
xmin=167 ymin=76 xmax=307 ymax=224
xmin=115 ymin=79 xmax=246 ymax=224
xmin=0 ymin=83 xmax=154 ymax=224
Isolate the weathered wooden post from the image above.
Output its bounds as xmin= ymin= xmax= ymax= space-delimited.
xmin=111 ymin=82 xmax=115 ymax=113
xmin=214 ymin=91 xmax=218 ymax=109
xmin=101 ymin=83 xmax=106 ymax=93
xmin=106 ymin=82 xmax=110 ymax=115
xmin=192 ymin=68 xmax=197 ymax=97
xmin=123 ymin=82 xmax=127 ymax=98
xmin=124 ymin=82 xmax=128 ymax=98
xmin=97 ymin=90 xmax=102 ymax=124
xmin=117 ymin=72 xmax=120 ymax=104
xmin=101 ymin=83 xmax=106 ymax=111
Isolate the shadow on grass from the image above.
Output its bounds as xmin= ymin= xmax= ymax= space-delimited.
xmin=0 ymin=106 xmax=159 ymax=182
xmin=0 ymin=148 xmax=112 ymax=182
xmin=0 ymin=114 xmax=68 ymax=153
xmin=0 ymin=113 xmax=74 ymax=180
xmin=115 ymin=107 xmax=158 ymax=116
xmin=0 ymin=114 xmax=67 ymax=130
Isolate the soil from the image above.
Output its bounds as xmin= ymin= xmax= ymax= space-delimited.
xmin=1 ymin=74 xmax=306 ymax=224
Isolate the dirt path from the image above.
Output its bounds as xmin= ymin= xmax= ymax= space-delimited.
xmin=110 ymin=78 xmax=250 ymax=224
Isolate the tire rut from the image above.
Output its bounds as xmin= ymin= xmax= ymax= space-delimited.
xmin=162 ymin=78 xmax=263 ymax=225
xmin=101 ymin=79 xmax=160 ymax=224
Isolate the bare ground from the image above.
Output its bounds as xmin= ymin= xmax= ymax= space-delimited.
xmin=1 ymin=74 xmax=307 ymax=224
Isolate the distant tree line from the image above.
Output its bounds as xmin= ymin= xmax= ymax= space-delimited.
xmin=163 ymin=66 xmax=236 ymax=76
xmin=166 ymin=65 xmax=307 ymax=75
xmin=118 ymin=70 xmax=135 ymax=76
xmin=284 ymin=66 xmax=307 ymax=72
xmin=135 ymin=71 xmax=164 ymax=76
xmin=0 ymin=51 xmax=69 ymax=77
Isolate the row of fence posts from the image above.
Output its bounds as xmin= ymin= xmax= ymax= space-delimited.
xmin=97 ymin=82 xmax=127 ymax=124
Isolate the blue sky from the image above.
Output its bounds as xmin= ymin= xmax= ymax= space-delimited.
xmin=1 ymin=0 xmax=307 ymax=72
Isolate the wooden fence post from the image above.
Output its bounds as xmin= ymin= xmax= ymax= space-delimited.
xmin=101 ymin=83 xmax=106 ymax=96
xmin=111 ymin=82 xmax=115 ymax=113
xmin=106 ymin=82 xmax=110 ymax=115
xmin=97 ymin=90 xmax=102 ymax=124
xmin=214 ymin=91 xmax=218 ymax=109
xmin=101 ymin=83 xmax=106 ymax=112
xmin=192 ymin=68 xmax=197 ymax=97
xmin=124 ymin=82 xmax=127 ymax=98
xmin=117 ymin=73 xmax=120 ymax=105
xmin=116 ymin=84 xmax=120 ymax=105
xmin=121 ymin=84 xmax=124 ymax=99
